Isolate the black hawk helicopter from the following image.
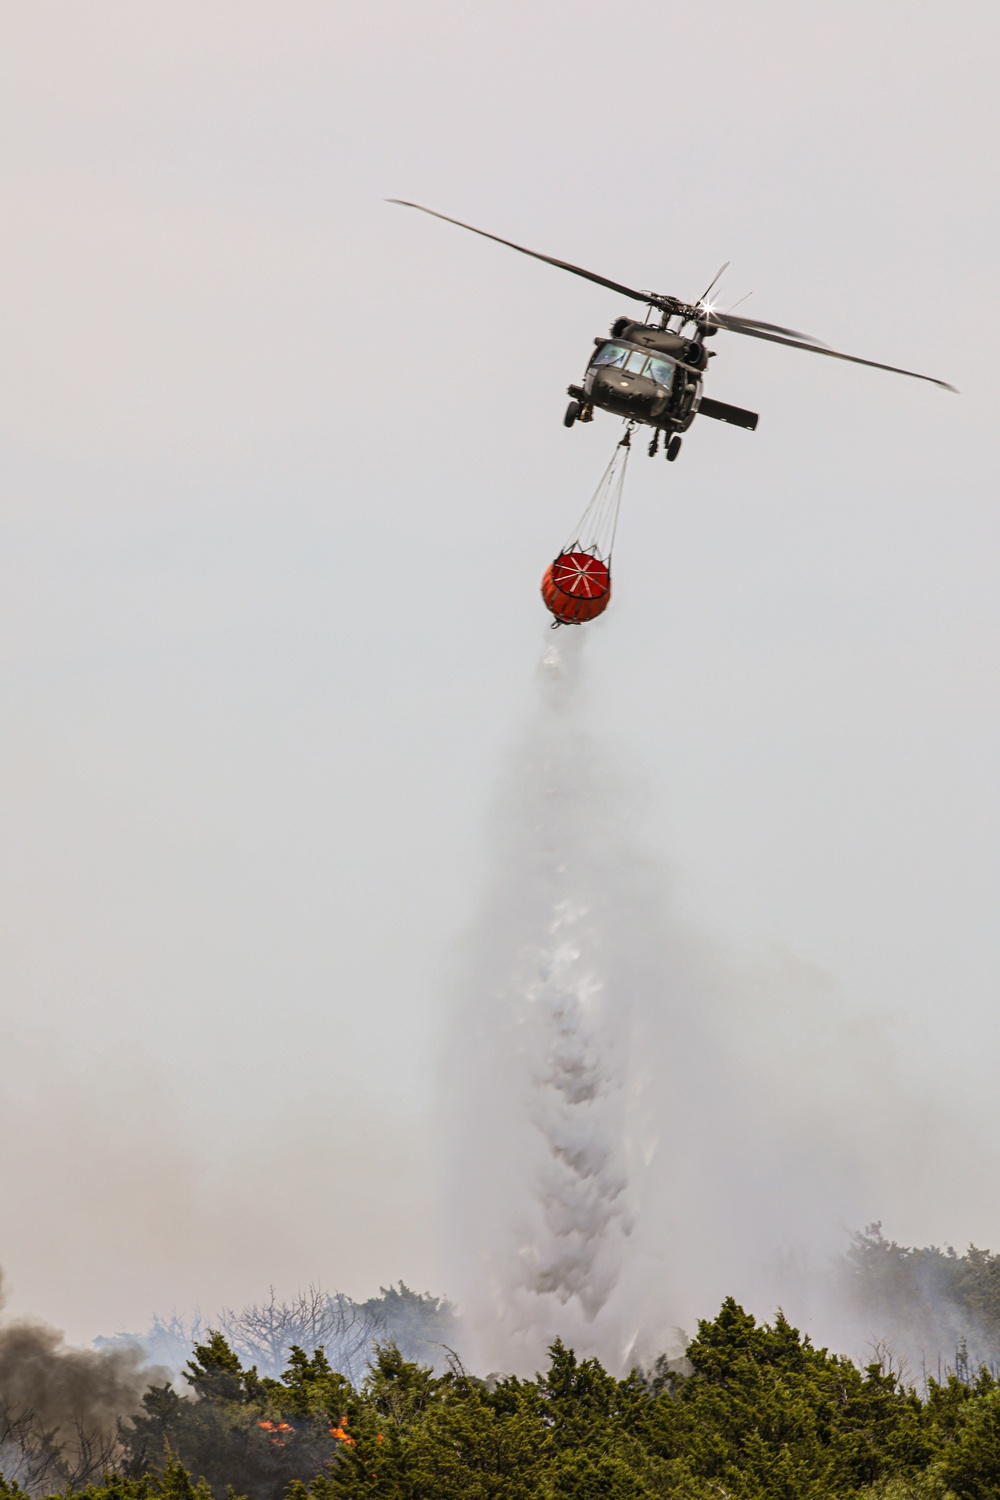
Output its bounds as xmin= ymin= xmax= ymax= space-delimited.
xmin=389 ymin=201 xmax=956 ymax=460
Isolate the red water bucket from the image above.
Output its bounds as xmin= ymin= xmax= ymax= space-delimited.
xmin=541 ymin=549 xmax=612 ymax=625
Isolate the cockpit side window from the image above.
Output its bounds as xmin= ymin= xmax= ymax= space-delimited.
xmin=645 ymin=357 xmax=675 ymax=389
xmin=591 ymin=341 xmax=629 ymax=369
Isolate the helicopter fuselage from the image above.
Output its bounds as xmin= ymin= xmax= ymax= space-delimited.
xmin=566 ymin=319 xmax=759 ymax=450
xmin=569 ymin=321 xmax=706 ymax=434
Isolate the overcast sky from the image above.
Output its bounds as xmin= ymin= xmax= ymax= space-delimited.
xmin=0 ymin=1 xmax=998 ymax=1344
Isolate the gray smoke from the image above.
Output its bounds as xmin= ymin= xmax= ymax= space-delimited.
xmin=0 ymin=1267 xmax=166 ymax=1493
xmin=442 ymin=630 xmax=1000 ymax=1376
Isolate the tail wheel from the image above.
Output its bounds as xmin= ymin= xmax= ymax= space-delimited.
xmin=564 ymin=400 xmax=582 ymax=428
xmin=666 ymin=435 xmax=682 ymax=462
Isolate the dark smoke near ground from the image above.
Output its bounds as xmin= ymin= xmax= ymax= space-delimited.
xmin=0 ymin=1268 xmax=167 ymax=1492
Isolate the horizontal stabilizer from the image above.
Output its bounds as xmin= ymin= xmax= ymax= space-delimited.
xmin=699 ymin=397 xmax=759 ymax=431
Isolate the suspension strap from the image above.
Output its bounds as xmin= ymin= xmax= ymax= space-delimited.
xmin=562 ymin=432 xmax=632 ymax=561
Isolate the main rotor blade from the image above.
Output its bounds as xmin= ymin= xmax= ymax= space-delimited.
xmin=387 ymin=200 xmax=655 ymax=306
xmin=698 ymin=261 xmax=730 ymax=305
xmin=388 ymin=200 xmax=955 ymax=390
xmin=714 ymin=317 xmax=957 ymax=391
xmin=714 ymin=310 xmax=826 ymax=344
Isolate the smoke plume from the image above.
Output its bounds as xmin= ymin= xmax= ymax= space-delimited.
xmin=0 ymin=1266 xmax=165 ymax=1492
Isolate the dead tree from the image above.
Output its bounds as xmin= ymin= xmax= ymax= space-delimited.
xmin=217 ymin=1287 xmax=384 ymax=1381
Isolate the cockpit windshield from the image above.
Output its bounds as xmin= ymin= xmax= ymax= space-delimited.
xmin=591 ymin=341 xmax=629 ymax=369
xmin=591 ymin=342 xmax=675 ymax=390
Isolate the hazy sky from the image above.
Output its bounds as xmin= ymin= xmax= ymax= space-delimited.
xmin=1 ymin=1 xmax=998 ymax=1345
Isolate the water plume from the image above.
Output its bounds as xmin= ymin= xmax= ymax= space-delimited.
xmin=442 ymin=630 xmax=656 ymax=1370
xmin=441 ymin=628 xmax=1000 ymax=1378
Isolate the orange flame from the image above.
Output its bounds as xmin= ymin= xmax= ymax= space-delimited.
xmin=258 ymin=1420 xmax=293 ymax=1448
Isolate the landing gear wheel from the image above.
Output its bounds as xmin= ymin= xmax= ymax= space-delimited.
xmin=666 ymin=435 xmax=682 ymax=462
xmin=648 ymin=430 xmax=661 ymax=458
xmin=564 ymin=400 xmax=581 ymax=428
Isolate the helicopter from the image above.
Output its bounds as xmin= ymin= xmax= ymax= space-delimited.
xmin=389 ymin=201 xmax=956 ymax=461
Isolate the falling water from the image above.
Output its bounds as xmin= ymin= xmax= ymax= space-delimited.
xmin=441 ymin=627 xmax=1000 ymax=1379
xmin=441 ymin=630 xmax=658 ymax=1371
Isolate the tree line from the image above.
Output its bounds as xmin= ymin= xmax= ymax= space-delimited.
xmin=6 ymin=1230 xmax=1000 ymax=1500
xmin=5 ymin=1297 xmax=1000 ymax=1500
